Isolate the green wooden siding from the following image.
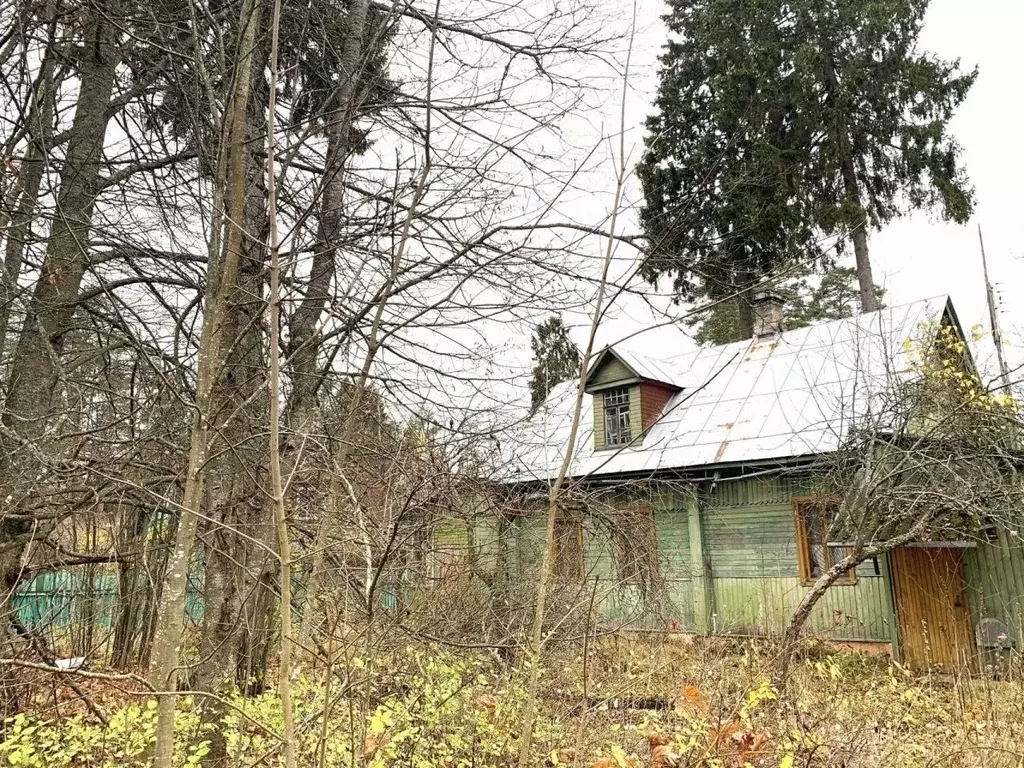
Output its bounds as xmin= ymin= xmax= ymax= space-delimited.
xmin=705 ymin=474 xmax=815 ymax=508
xmin=512 ymin=515 xmax=547 ymax=572
xmin=704 ymin=505 xmax=800 ymax=578
xmin=496 ymin=472 xmax=1024 ymax=652
xmin=469 ymin=518 xmax=494 ymax=570
xmin=586 ymin=524 xmax=643 ymax=625
xmin=435 ymin=516 xmax=469 ymax=547
xmin=592 ymin=396 xmax=605 ymax=448
xmin=964 ymin=529 xmax=1024 ymax=651
xmin=703 ymin=477 xmax=895 ymax=642
xmin=590 ymin=356 xmax=633 ymax=387
xmin=711 ymin=575 xmax=895 ymax=641
xmin=655 ymin=499 xmax=696 ymax=628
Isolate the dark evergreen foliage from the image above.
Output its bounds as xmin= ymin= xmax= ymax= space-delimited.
xmin=529 ymin=316 xmax=581 ymax=413
xmin=638 ymin=0 xmax=975 ymax=326
xmin=686 ymin=267 xmax=885 ymax=346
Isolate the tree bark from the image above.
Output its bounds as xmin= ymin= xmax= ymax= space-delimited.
xmin=839 ymin=153 xmax=879 ymax=313
xmin=286 ymin=0 xmax=371 ymax=663
xmin=284 ymin=0 xmax=372 ymax=442
xmin=734 ymin=294 xmax=754 ymax=341
xmin=772 ymin=559 xmax=855 ymax=693
xmin=148 ymin=0 xmax=262 ymax=763
xmin=111 ymin=505 xmax=151 ymax=670
xmin=194 ymin=68 xmax=271 ymax=699
xmin=772 ymin=529 xmax=922 ymax=692
xmin=823 ymin=50 xmax=879 ymax=314
xmin=189 ymin=17 xmax=273 ymax=766
xmin=0 ymin=16 xmax=58 ymax=358
xmin=0 ymin=5 xmax=120 ymax=698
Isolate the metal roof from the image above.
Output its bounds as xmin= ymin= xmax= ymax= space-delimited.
xmin=503 ymin=296 xmax=955 ymax=483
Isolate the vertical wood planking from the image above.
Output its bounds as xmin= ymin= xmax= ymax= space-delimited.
xmin=687 ymin=493 xmax=711 ymax=634
xmin=964 ymin=528 xmax=1024 ymax=654
xmin=891 ymin=547 xmax=974 ymax=669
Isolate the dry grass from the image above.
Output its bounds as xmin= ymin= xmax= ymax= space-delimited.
xmin=4 ymin=636 xmax=1024 ymax=767
xmin=535 ymin=634 xmax=1024 ymax=767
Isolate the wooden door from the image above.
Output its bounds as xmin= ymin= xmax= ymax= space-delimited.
xmin=890 ymin=547 xmax=974 ymax=669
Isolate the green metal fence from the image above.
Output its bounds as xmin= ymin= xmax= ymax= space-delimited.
xmin=13 ymin=570 xmax=204 ymax=640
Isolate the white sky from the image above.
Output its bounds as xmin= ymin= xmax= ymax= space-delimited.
xmin=560 ymin=0 xmax=1024 ymax=370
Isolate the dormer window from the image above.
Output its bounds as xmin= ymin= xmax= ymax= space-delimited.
xmin=604 ymin=387 xmax=632 ymax=446
xmin=585 ymin=348 xmax=681 ymax=451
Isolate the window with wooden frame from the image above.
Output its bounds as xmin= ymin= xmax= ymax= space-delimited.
xmin=613 ymin=505 xmax=658 ymax=587
xmin=603 ymin=387 xmax=632 ymax=446
xmin=553 ymin=515 xmax=584 ymax=580
xmin=793 ymin=497 xmax=856 ymax=586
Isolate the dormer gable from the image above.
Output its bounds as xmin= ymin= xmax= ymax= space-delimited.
xmin=585 ymin=348 xmax=682 ymax=450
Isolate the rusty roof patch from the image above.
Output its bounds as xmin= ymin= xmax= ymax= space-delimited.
xmin=713 ymin=439 xmax=730 ymax=463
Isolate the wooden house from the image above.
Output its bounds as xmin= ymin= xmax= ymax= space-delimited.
xmin=487 ymin=295 xmax=1024 ymax=669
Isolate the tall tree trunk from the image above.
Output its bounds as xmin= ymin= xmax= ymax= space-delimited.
xmin=265 ymin=4 xmax=298 ymax=755
xmin=0 ymin=15 xmax=58 ymax=359
xmin=734 ymin=294 xmax=754 ymax=341
xmin=0 ymin=5 xmax=120 ymax=704
xmin=284 ymin=0 xmax=371 ymax=441
xmin=148 ymin=0 xmax=262 ymax=763
xmin=289 ymin=0 xmax=389 ymax=654
xmin=195 ymin=111 xmax=271 ymax=695
xmin=191 ymin=20 xmax=272 ymax=766
xmin=111 ymin=505 xmax=151 ymax=670
xmin=839 ymin=153 xmax=879 ymax=313
xmin=823 ymin=51 xmax=879 ymax=314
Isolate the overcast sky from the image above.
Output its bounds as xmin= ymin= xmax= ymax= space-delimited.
xmin=567 ymin=0 xmax=1024 ymax=371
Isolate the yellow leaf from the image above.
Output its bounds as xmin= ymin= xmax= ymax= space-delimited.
xmin=780 ymin=755 xmax=795 ymax=768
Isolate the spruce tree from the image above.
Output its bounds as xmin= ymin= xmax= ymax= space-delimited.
xmin=529 ymin=316 xmax=581 ymax=413
xmin=639 ymin=0 xmax=975 ymax=323
xmin=685 ymin=267 xmax=885 ymax=346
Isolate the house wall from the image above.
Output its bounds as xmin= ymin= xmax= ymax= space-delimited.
xmin=700 ymin=476 xmax=896 ymax=643
xmin=592 ymin=398 xmax=606 ymax=448
xmin=639 ymin=383 xmax=675 ymax=432
xmin=480 ymin=474 xmax=1024 ymax=655
xmin=964 ymin=528 xmax=1024 ymax=654
xmin=495 ymin=475 xmax=899 ymax=645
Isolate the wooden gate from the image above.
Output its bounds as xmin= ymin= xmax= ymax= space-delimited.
xmin=890 ymin=546 xmax=974 ymax=669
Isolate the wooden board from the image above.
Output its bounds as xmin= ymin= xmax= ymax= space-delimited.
xmin=890 ymin=546 xmax=974 ymax=669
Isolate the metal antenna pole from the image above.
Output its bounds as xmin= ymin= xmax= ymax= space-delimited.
xmin=979 ymin=225 xmax=1012 ymax=392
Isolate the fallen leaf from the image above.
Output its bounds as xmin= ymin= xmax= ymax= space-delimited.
xmin=474 ymin=693 xmax=497 ymax=712
xmin=547 ymin=748 xmax=577 ymax=766
xmin=363 ymin=733 xmax=389 ymax=761
xmin=651 ymin=744 xmax=682 ymax=768
xmin=646 ymin=732 xmax=670 ymax=749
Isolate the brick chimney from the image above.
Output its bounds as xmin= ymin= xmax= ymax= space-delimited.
xmin=751 ymin=291 xmax=784 ymax=339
